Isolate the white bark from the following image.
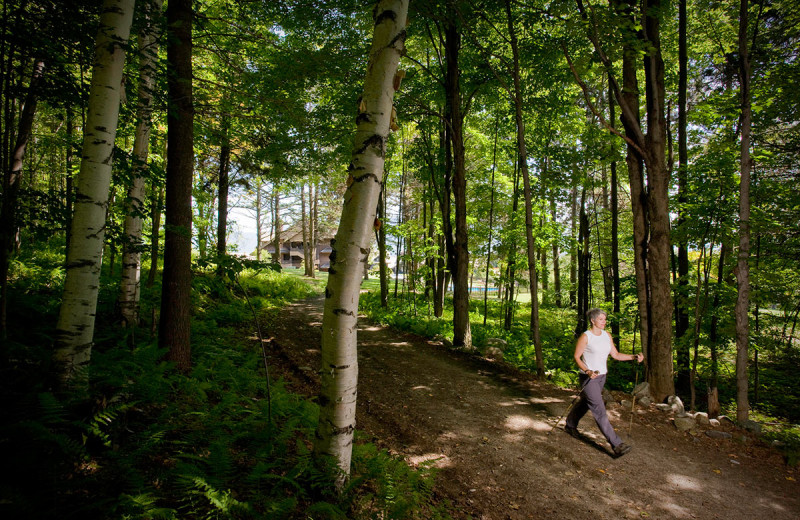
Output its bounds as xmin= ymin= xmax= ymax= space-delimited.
xmin=120 ymin=0 xmax=162 ymax=328
xmin=54 ymin=0 xmax=135 ymax=382
xmin=313 ymin=0 xmax=408 ymax=487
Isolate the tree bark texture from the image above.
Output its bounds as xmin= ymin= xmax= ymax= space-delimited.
xmin=313 ymin=0 xmax=407 ymax=488
xmin=444 ymin=13 xmax=472 ymax=350
xmin=54 ymin=0 xmax=134 ymax=383
xmin=159 ymin=0 xmax=193 ymax=373
xmin=120 ymin=0 xmax=163 ymax=328
xmin=735 ymin=0 xmax=752 ymax=423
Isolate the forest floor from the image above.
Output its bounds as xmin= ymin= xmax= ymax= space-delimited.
xmin=265 ymin=296 xmax=798 ymax=520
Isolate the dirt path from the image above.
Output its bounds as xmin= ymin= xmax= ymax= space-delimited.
xmin=267 ymin=296 xmax=798 ymax=520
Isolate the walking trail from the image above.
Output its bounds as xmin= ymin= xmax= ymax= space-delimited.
xmin=266 ymin=296 xmax=798 ymax=520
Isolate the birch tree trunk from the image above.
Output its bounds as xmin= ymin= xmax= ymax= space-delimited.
xmin=313 ymin=0 xmax=407 ymax=488
xmin=120 ymin=0 xmax=162 ymax=328
xmin=159 ymin=0 xmax=193 ymax=373
xmin=54 ymin=0 xmax=134 ymax=383
xmin=1 ymin=59 xmax=44 ymax=337
xmin=735 ymin=0 xmax=752 ymax=423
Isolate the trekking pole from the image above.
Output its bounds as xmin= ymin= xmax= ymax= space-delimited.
xmin=628 ymin=364 xmax=639 ymax=435
xmin=548 ymin=371 xmax=597 ymax=435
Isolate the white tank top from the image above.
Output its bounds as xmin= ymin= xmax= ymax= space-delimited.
xmin=582 ymin=330 xmax=611 ymax=374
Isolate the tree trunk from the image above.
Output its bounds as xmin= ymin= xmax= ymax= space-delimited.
xmin=483 ymin=117 xmax=498 ymax=325
xmin=159 ymin=0 xmax=193 ymax=373
xmin=378 ymin=187 xmax=388 ymax=307
xmin=674 ymin=0 xmax=691 ymax=398
xmin=301 ymin=183 xmax=310 ymax=275
xmin=550 ymin=196 xmax=562 ymax=308
xmin=735 ymin=0 xmax=752 ymax=423
xmin=708 ymin=241 xmax=728 ymax=418
xmin=443 ymin=16 xmax=472 ymax=349
xmin=633 ymin=0 xmax=674 ymax=401
xmin=313 ymin=0 xmax=407 ymax=488
xmin=146 ymin=186 xmax=163 ymax=288
xmin=609 ymin=81 xmax=621 ymax=344
xmin=0 ymin=59 xmax=44 ymax=337
xmin=575 ymin=187 xmax=590 ymax=336
xmin=120 ymin=0 xmax=163 ymax=328
xmin=255 ymin=180 xmax=263 ymax=261
xmin=272 ymin=186 xmax=281 ymax=266
xmin=506 ymin=0 xmax=542 ymax=376
xmin=569 ymin=185 xmax=577 ymax=307
xmin=216 ymin=121 xmax=231 ymax=269
xmin=54 ymin=0 xmax=134 ymax=383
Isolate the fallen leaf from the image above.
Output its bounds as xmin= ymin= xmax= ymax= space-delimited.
xmin=713 ymin=469 xmax=721 ymax=474
xmin=787 ymin=476 xmax=796 ymax=481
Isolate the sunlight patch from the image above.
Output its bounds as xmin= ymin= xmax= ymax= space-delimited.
xmin=412 ymin=385 xmax=433 ymax=391
xmin=407 ymin=453 xmax=451 ymax=468
xmin=666 ymin=474 xmax=702 ymax=491
xmin=504 ymin=414 xmax=550 ymax=432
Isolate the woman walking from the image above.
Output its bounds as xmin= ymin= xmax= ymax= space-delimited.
xmin=565 ymin=308 xmax=643 ymax=457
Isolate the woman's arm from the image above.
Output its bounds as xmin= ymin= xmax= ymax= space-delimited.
xmin=609 ymin=334 xmax=644 ymax=363
xmin=573 ymin=334 xmax=597 ymax=377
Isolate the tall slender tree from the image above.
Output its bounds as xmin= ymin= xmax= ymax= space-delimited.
xmin=53 ymin=0 xmax=135 ymax=383
xmin=159 ymin=0 xmax=194 ymax=373
xmin=735 ymin=0 xmax=752 ymax=423
xmin=120 ymin=0 xmax=163 ymax=328
xmin=313 ymin=0 xmax=408 ymax=488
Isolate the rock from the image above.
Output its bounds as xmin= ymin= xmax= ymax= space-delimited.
xmin=486 ymin=338 xmax=507 ymax=349
xmin=667 ymin=395 xmax=686 ymax=415
xmin=695 ymin=412 xmax=710 ymax=426
xmin=674 ymin=415 xmax=696 ymax=431
xmin=633 ymin=381 xmax=650 ymax=399
xmin=706 ymin=430 xmax=733 ymax=439
xmin=718 ymin=415 xmax=736 ymax=429
xmin=602 ymin=387 xmax=615 ymax=405
xmin=442 ymin=338 xmax=453 ymax=348
xmin=655 ymin=403 xmax=673 ymax=412
xmin=638 ymin=396 xmax=652 ymax=407
xmin=484 ymin=346 xmax=504 ymax=361
xmin=709 ymin=418 xmax=720 ymax=427
xmin=620 ymin=399 xmax=632 ymax=409
xmin=740 ymin=419 xmax=762 ymax=434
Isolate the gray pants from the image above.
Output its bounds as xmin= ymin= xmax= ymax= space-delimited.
xmin=565 ymin=373 xmax=622 ymax=448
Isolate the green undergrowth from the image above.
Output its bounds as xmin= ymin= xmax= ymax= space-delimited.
xmin=1 ymin=255 xmax=450 ymax=519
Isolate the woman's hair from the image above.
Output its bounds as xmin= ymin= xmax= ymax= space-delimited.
xmin=586 ymin=308 xmax=608 ymax=325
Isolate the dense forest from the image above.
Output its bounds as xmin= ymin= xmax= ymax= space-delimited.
xmin=1 ymin=0 xmax=798 ymax=517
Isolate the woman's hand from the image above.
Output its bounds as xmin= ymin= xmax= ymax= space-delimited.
xmin=634 ymin=353 xmax=644 ymax=363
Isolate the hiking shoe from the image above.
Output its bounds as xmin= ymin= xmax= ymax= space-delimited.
xmin=564 ymin=425 xmax=579 ymax=438
xmin=613 ymin=442 xmax=632 ymax=457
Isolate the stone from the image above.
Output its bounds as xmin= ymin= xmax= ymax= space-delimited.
xmin=633 ymin=381 xmax=650 ymax=399
xmin=602 ymin=387 xmax=615 ymax=405
xmin=620 ymin=399 xmax=632 ymax=409
xmin=486 ymin=338 xmax=507 ymax=349
xmin=740 ymin=419 xmax=762 ymax=434
xmin=442 ymin=338 xmax=453 ymax=348
xmin=667 ymin=395 xmax=686 ymax=415
xmin=694 ymin=412 xmax=710 ymax=426
xmin=638 ymin=396 xmax=652 ymax=407
xmin=706 ymin=430 xmax=733 ymax=439
xmin=674 ymin=415 xmax=697 ymax=431
xmin=655 ymin=403 xmax=673 ymax=412
xmin=718 ymin=415 xmax=736 ymax=428
xmin=484 ymin=346 xmax=504 ymax=361
xmin=709 ymin=418 xmax=720 ymax=427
